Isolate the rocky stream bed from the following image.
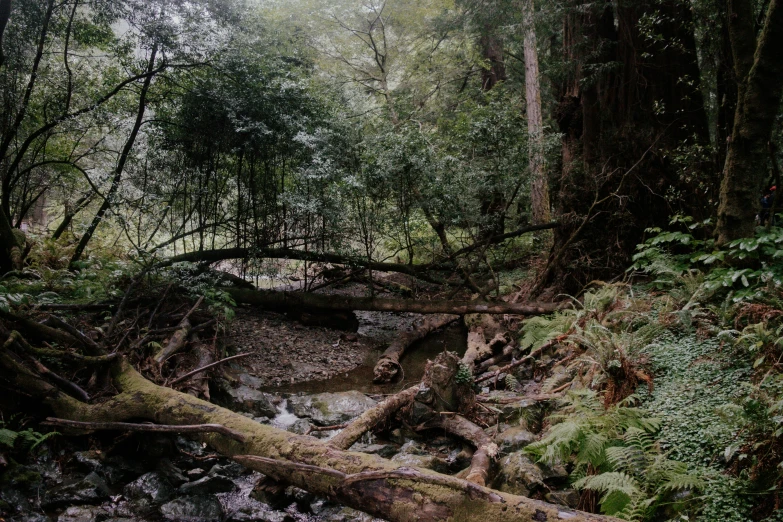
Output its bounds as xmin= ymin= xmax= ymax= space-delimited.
xmin=1 ymin=306 xmax=578 ymax=522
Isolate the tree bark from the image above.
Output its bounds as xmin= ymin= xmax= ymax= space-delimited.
xmin=329 ymin=385 xmax=420 ymax=450
xmin=2 ymin=354 xmax=616 ymax=522
xmin=373 ymin=314 xmax=459 ymax=383
xmin=522 ymin=0 xmax=551 ymax=225
xmin=716 ymin=0 xmax=783 ymax=243
xmin=227 ymin=288 xmax=565 ymax=316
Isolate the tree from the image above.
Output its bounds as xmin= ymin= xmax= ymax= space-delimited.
xmin=521 ymin=0 xmax=550 ymax=225
xmin=715 ymin=0 xmax=783 ymax=243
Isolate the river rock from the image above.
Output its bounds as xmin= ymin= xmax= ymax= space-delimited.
xmin=390 ymin=441 xmax=449 ymax=473
xmin=215 ymin=383 xmax=279 ymax=418
xmin=318 ymin=506 xmax=384 ymax=522
xmin=493 ymin=451 xmax=546 ymax=497
xmin=482 ymin=391 xmax=542 ymax=425
xmin=57 ymin=505 xmax=109 ymax=522
xmin=287 ymin=391 xmax=376 ymax=426
xmin=124 ymin=471 xmax=174 ymax=504
xmin=179 ymin=475 xmax=237 ymax=495
xmin=44 ymin=471 xmax=111 ymax=507
xmin=224 ymin=497 xmax=288 ymax=522
xmin=495 ymin=425 xmax=536 ymax=454
xmin=160 ymin=495 xmax=223 ymax=522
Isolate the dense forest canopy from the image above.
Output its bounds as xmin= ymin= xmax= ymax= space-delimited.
xmin=2 ymin=0 xmax=783 ymax=521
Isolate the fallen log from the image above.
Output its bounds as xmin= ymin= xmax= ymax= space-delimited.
xmin=4 ymin=354 xmax=618 ymax=522
xmin=373 ymin=314 xmax=459 ymax=383
xmin=42 ymin=418 xmax=245 ymax=442
xmin=329 ymin=385 xmax=420 ymax=450
xmin=428 ymin=414 xmax=497 ymax=487
xmin=153 ymin=296 xmax=203 ymax=364
xmin=228 ymin=288 xmax=565 ymax=316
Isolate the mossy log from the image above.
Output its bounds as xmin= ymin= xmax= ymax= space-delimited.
xmin=373 ymin=314 xmax=459 ymax=383
xmin=4 ymin=354 xmax=618 ymax=522
xmin=228 ymin=288 xmax=564 ymax=316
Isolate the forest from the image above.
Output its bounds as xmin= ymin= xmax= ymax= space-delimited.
xmin=0 ymin=0 xmax=782 ymax=520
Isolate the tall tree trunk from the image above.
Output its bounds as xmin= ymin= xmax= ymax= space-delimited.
xmin=716 ymin=0 xmax=783 ymax=243
xmin=545 ymin=0 xmax=709 ymax=294
xmin=522 ymin=0 xmax=550 ymax=224
xmin=69 ymin=44 xmax=159 ymax=267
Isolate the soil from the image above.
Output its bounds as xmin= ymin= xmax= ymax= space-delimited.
xmin=221 ymin=307 xmax=382 ymax=387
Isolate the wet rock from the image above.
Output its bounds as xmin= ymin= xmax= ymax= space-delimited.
xmin=287 ymin=392 xmax=376 ymax=426
xmin=57 ymin=505 xmax=108 ymax=522
xmin=214 ymin=383 xmax=278 ymax=418
xmin=546 ymin=489 xmax=580 ymax=508
xmin=124 ymin=471 xmax=174 ymax=504
xmin=0 ymin=485 xmax=32 ymax=516
xmin=390 ymin=442 xmax=449 ymax=473
xmin=287 ymin=419 xmax=311 ymax=435
xmin=44 ymin=471 xmax=111 ymax=507
xmin=101 ymin=455 xmax=145 ymax=485
xmin=179 ymin=475 xmax=237 ymax=495
xmin=73 ymin=451 xmax=103 ymax=471
xmin=224 ymin=498 xmax=289 ymax=522
xmin=186 ymin=468 xmax=206 ymax=479
xmin=208 ymin=462 xmax=245 ymax=479
xmin=160 ymin=495 xmax=223 ymax=522
xmin=349 ymin=442 xmax=399 ymax=458
xmin=493 ymin=451 xmax=545 ymax=497
xmin=157 ymin=459 xmax=188 ymax=487
xmin=176 ymin=436 xmax=207 ymax=457
xmin=495 ymin=426 xmax=536 ymax=455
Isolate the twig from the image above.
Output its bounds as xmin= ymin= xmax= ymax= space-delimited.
xmin=169 ymin=353 xmax=251 ymax=385
xmin=306 ymin=423 xmax=348 ymax=434
xmin=475 ymin=337 xmax=560 ymax=384
xmin=42 ymin=418 xmax=246 ymax=443
xmin=27 ymin=358 xmax=90 ymax=402
xmin=148 ymin=283 xmax=173 ymax=329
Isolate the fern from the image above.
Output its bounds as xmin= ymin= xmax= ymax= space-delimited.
xmin=0 ymin=428 xmax=19 ymax=448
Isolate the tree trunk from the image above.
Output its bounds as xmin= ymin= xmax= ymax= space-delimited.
xmin=373 ymin=314 xmax=459 ymax=383
xmin=716 ymin=0 xmax=783 ymax=243
xmin=522 ymin=0 xmax=551 ymax=225
xmin=2 ymin=353 xmax=616 ymax=522
xmin=227 ymin=287 xmax=565 ymax=316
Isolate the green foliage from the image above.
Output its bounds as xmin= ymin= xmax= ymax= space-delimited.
xmin=631 ymin=216 xmax=783 ymax=303
xmin=454 ymin=363 xmax=473 ymax=385
xmin=526 ymin=390 xmax=701 ymax=520
xmin=0 ymin=416 xmax=57 ymax=459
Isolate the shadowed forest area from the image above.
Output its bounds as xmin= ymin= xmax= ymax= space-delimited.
xmin=1 ymin=0 xmax=783 ymax=520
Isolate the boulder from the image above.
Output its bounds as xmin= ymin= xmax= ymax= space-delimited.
xmin=493 ymin=451 xmax=546 ymax=497
xmin=179 ymin=475 xmax=237 ymax=495
xmin=214 ymin=383 xmax=278 ymax=418
xmin=495 ymin=425 xmax=536 ymax=455
xmin=287 ymin=392 xmax=376 ymax=426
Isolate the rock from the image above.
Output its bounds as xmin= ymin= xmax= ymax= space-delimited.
xmin=124 ymin=472 xmax=174 ymax=504
xmin=72 ymin=451 xmax=103 ymax=471
xmin=224 ymin=497 xmax=289 ymax=522
xmin=287 ymin=392 xmax=376 ymax=426
xmin=495 ymin=426 xmax=536 ymax=455
xmin=348 ymin=443 xmax=399 ymax=458
xmin=546 ymin=489 xmax=580 ymax=508
xmin=214 ymin=384 xmax=278 ymax=418
xmin=390 ymin=442 xmax=449 ymax=473
xmin=157 ymin=459 xmax=188 ymax=487
xmin=207 ymin=462 xmax=245 ymax=479
xmin=57 ymin=505 xmax=108 ymax=522
xmin=44 ymin=472 xmax=111 ymax=507
xmin=186 ymin=468 xmax=206 ymax=479
xmin=179 ymin=475 xmax=237 ymax=495
xmin=160 ymin=495 xmax=223 ymax=522
xmin=9 ymin=514 xmax=50 ymax=522
xmin=288 ymin=419 xmax=311 ymax=435
xmin=493 ymin=451 xmax=546 ymax=497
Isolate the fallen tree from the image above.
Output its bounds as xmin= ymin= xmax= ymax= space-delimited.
xmin=227 ymin=287 xmax=565 ymax=316
xmin=373 ymin=314 xmax=459 ymax=383
xmin=0 ymin=350 xmax=617 ymax=522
